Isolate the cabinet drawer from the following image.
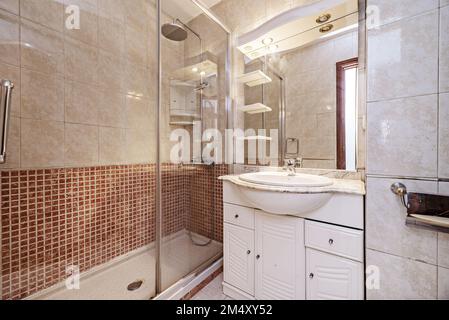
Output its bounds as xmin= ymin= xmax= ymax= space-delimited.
xmin=224 ymin=204 xmax=255 ymax=229
xmin=305 ymin=220 xmax=363 ymax=262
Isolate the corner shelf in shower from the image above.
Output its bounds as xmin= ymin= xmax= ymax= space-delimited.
xmin=240 ymin=103 xmax=272 ymax=114
xmin=169 ymin=121 xmax=194 ymax=126
xmin=238 ymin=70 xmax=272 ymax=87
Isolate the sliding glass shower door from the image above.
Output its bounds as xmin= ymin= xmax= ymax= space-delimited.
xmin=157 ymin=0 xmax=229 ymax=292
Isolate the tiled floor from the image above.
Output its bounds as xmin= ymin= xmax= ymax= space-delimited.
xmin=191 ymin=274 xmax=233 ymax=300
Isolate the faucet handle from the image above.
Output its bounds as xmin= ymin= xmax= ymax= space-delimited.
xmin=286 ymin=159 xmax=295 ymax=166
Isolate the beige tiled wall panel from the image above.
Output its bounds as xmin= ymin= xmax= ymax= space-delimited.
xmin=439 ymin=267 xmax=449 ymax=300
xmin=441 ymin=5 xmax=449 ymax=92
xmin=366 ymin=177 xmax=438 ymax=264
xmin=367 ymin=95 xmax=438 ymax=178
xmin=367 ymin=10 xmax=439 ymax=102
xmin=366 ymin=249 xmax=438 ymax=300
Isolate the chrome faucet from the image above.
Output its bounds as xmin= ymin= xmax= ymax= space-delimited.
xmin=285 ymin=159 xmax=296 ymax=176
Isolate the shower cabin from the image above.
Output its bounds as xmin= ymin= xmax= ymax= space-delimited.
xmin=0 ymin=0 xmax=230 ymax=299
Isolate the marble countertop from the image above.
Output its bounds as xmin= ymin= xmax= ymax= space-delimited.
xmin=220 ymin=175 xmax=366 ymax=195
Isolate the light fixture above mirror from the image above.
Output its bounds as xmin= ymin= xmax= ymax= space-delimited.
xmin=237 ymin=0 xmax=358 ymax=60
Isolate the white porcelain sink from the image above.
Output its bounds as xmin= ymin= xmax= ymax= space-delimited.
xmin=235 ymin=172 xmax=334 ymax=216
xmin=239 ymin=172 xmax=333 ymax=187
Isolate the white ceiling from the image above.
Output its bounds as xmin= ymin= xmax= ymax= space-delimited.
xmin=162 ymin=0 xmax=222 ymax=22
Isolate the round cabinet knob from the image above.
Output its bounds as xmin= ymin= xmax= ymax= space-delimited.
xmin=247 ymin=250 xmax=251 ymax=255
xmin=234 ymin=214 xmax=239 ymax=219
xmin=256 ymin=255 xmax=261 ymax=260
xmin=329 ymin=239 xmax=334 ymax=245
xmin=309 ymin=273 xmax=314 ymax=279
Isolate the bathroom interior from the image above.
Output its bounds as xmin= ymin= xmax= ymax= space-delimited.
xmin=0 ymin=0 xmax=448 ymax=300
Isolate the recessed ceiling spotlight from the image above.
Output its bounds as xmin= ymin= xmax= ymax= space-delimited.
xmin=262 ymin=37 xmax=274 ymax=45
xmin=192 ymin=67 xmax=199 ymax=72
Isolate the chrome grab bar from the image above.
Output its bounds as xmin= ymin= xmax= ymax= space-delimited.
xmin=0 ymin=79 xmax=14 ymax=164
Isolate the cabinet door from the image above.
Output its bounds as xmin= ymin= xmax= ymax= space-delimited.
xmin=224 ymin=223 xmax=255 ymax=296
xmin=255 ymin=213 xmax=305 ymax=300
xmin=306 ymin=249 xmax=364 ymax=300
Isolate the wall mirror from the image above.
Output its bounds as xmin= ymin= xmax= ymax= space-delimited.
xmin=237 ymin=0 xmax=362 ymax=171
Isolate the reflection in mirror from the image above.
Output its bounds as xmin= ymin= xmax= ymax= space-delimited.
xmin=237 ymin=0 xmax=359 ymax=171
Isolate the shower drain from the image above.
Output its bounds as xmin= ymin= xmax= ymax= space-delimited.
xmin=127 ymin=280 xmax=144 ymax=291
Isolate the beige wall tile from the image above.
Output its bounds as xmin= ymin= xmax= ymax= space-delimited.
xmin=20 ymin=0 xmax=63 ymax=32
xmin=64 ymin=123 xmax=98 ymax=166
xmin=126 ymin=96 xmax=155 ymax=130
xmin=439 ymin=267 xmax=449 ymax=300
xmin=439 ymin=181 xmax=449 ymax=195
xmin=21 ymin=69 xmax=64 ymax=121
xmin=63 ymin=0 xmax=98 ymax=46
xmin=438 ymin=233 xmax=449 ymax=269
xmin=0 ymin=9 xmax=19 ymax=66
xmin=21 ymin=119 xmax=64 ymax=168
xmin=124 ymin=62 xmax=152 ymax=98
xmin=440 ymin=93 xmax=449 ymax=178
xmin=97 ymin=50 xmax=124 ymax=92
xmin=65 ymin=81 xmax=98 ymax=125
xmin=0 ymin=116 xmax=20 ymax=169
xmin=125 ymin=24 xmax=148 ymax=66
xmin=98 ymin=0 xmax=125 ymax=23
xmin=65 ymin=37 xmax=98 ymax=84
xmin=367 ymin=10 xmax=439 ymax=102
xmin=21 ymin=18 xmax=64 ymax=75
xmin=441 ymin=6 xmax=449 ymax=92
xmin=124 ymin=0 xmax=150 ymax=34
xmin=366 ymin=177 xmax=438 ymax=264
xmin=443 ymin=0 xmax=449 ymax=7
xmin=126 ymin=127 xmax=155 ymax=164
xmin=99 ymin=126 xmax=126 ymax=165
xmin=97 ymin=91 xmax=126 ymax=128
xmin=367 ymin=95 xmax=438 ymax=177
xmin=98 ymin=16 xmax=125 ymax=56
xmin=367 ymin=0 xmax=439 ymax=28
xmin=366 ymin=249 xmax=437 ymax=300
xmin=0 ymin=0 xmax=19 ymax=14
xmin=0 ymin=62 xmax=20 ymax=116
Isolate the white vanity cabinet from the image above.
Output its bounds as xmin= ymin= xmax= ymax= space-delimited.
xmin=222 ymin=181 xmax=365 ymax=300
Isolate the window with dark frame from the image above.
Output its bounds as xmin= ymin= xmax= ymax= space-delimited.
xmin=336 ymin=57 xmax=358 ymax=170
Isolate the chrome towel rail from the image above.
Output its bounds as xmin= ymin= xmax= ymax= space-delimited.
xmin=0 ymin=79 xmax=14 ymax=164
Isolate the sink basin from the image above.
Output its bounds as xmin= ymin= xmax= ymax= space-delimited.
xmin=239 ymin=172 xmax=333 ymax=187
xmin=233 ymin=172 xmax=334 ymax=216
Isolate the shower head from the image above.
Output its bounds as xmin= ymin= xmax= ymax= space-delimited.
xmin=161 ymin=21 xmax=188 ymax=41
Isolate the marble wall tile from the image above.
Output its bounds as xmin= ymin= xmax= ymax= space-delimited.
xmin=439 ymin=182 xmax=449 ymax=195
xmin=97 ymin=91 xmax=126 ymax=128
xmin=438 ymin=233 xmax=449 ymax=269
xmin=20 ymin=0 xmax=63 ymax=32
xmin=20 ymin=18 xmax=64 ymax=75
xmin=63 ymin=0 xmax=98 ymax=46
xmin=64 ymin=37 xmax=98 ymax=84
xmin=440 ymin=6 xmax=449 ymax=92
xmin=367 ymin=95 xmax=438 ymax=177
xmin=64 ymin=81 xmax=98 ymax=125
xmin=125 ymin=24 xmax=148 ymax=66
xmin=97 ymin=50 xmax=124 ymax=92
xmin=367 ymin=0 xmax=439 ymax=28
xmin=366 ymin=249 xmax=438 ymax=300
xmin=442 ymin=0 xmax=449 ymax=8
xmin=367 ymin=10 xmax=439 ymax=102
xmin=0 ymin=116 xmax=20 ymax=169
xmin=126 ymin=127 xmax=155 ymax=164
xmin=439 ymin=267 xmax=449 ymax=300
xmin=440 ymin=93 xmax=449 ymax=178
xmin=126 ymin=96 xmax=155 ymax=130
xmin=21 ymin=119 xmax=64 ymax=168
xmin=99 ymin=126 xmax=126 ymax=165
xmin=366 ymin=177 xmax=438 ymax=264
xmin=0 ymin=0 xmax=18 ymax=14
xmin=0 ymin=9 xmax=19 ymax=66
xmin=64 ymin=123 xmax=99 ymax=166
xmin=21 ymin=69 xmax=64 ymax=121
xmin=98 ymin=15 xmax=125 ymax=56
xmin=0 ymin=62 xmax=20 ymax=116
